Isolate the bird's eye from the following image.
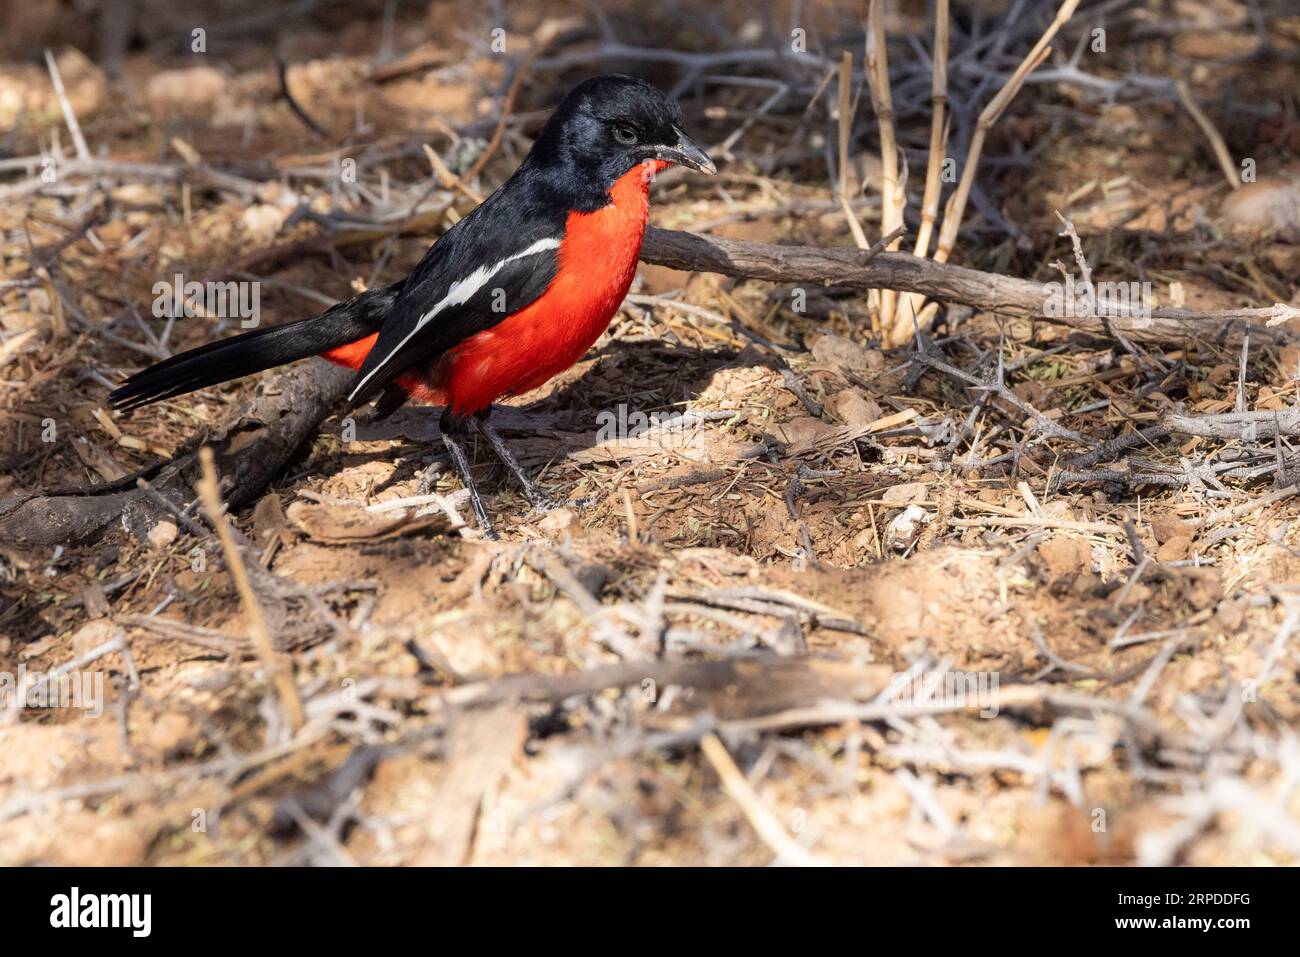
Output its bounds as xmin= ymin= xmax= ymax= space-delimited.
xmin=612 ymin=125 xmax=637 ymax=145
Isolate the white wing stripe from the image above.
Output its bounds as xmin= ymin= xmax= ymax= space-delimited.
xmin=347 ymin=237 xmax=561 ymax=401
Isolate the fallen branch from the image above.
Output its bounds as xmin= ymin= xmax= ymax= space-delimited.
xmin=639 ymin=228 xmax=1294 ymax=346
xmin=0 ymin=360 xmax=351 ymax=546
xmin=0 ymin=158 xmax=271 ymax=202
xmin=437 ymin=656 xmax=890 ymax=715
xmin=1167 ymin=408 xmax=1300 ymax=440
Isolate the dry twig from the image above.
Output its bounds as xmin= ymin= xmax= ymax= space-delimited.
xmin=196 ymin=446 xmax=305 ymax=732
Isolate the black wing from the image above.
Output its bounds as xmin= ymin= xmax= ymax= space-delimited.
xmin=342 ymin=175 xmax=567 ymax=411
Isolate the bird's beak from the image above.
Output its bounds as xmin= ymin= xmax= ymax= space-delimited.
xmin=654 ymin=129 xmax=716 ymax=175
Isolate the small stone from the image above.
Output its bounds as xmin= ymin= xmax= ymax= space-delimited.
xmin=811 ymin=333 xmax=882 ymax=373
xmin=885 ymin=504 xmax=930 ymax=551
xmin=1218 ymin=175 xmax=1300 ymax=243
xmin=881 ymin=482 xmax=928 ymax=505
xmin=241 ymin=204 xmax=288 ymax=243
xmin=1208 ymin=364 xmax=1234 ymax=386
xmin=252 ymin=493 xmax=287 ymax=544
xmin=148 ymin=519 xmax=178 ymax=549
xmin=832 ymin=390 xmax=882 ymax=427
xmin=1257 ymin=386 xmax=1286 ymax=411
xmin=1278 ymin=345 xmax=1300 ymax=381
xmin=773 ymin=416 xmax=838 ymax=447
xmin=1216 ymin=599 xmax=1246 ymax=632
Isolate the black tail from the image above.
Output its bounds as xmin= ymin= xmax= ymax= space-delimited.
xmin=109 ymin=281 xmax=403 ymax=412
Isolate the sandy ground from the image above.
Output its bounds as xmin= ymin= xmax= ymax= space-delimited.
xmin=2 ymin=0 xmax=1300 ymax=865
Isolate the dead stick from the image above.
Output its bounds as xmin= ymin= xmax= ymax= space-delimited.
xmin=934 ymin=0 xmax=1080 ymax=265
xmin=196 ymin=446 xmax=305 ymax=732
xmin=43 ymin=48 xmax=90 ymax=162
xmin=1175 ymin=79 xmax=1239 ymax=192
xmin=699 ymin=732 xmax=826 ymax=866
xmin=463 ymin=19 xmax=569 ymax=184
xmin=639 ymin=227 xmax=1292 ymax=345
xmin=865 ymin=1 xmax=904 ymax=330
xmin=836 ymin=50 xmax=871 ymax=251
xmin=912 ymin=0 xmax=950 ymax=260
xmin=1200 ymin=485 xmax=1298 ymax=528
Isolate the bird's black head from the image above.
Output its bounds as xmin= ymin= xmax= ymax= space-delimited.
xmin=528 ymin=74 xmax=714 ymax=201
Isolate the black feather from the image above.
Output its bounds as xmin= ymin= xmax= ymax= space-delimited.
xmin=109 ymin=281 xmax=402 ymax=411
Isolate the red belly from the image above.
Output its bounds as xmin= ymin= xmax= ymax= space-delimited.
xmin=323 ymin=162 xmax=663 ymax=414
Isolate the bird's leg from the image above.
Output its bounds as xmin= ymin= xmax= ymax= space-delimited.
xmin=474 ymin=407 xmax=558 ymax=510
xmin=439 ymin=408 xmax=498 ymax=539
xmin=475 ymin=408 xmax=597 ymax=511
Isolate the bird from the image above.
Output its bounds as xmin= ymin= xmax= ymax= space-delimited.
xmin=109 ymin=74 xmax=715 ymax=538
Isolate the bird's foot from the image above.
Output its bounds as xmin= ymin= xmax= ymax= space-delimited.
xmin=440 ymin=431 xmax=499 ymax=539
